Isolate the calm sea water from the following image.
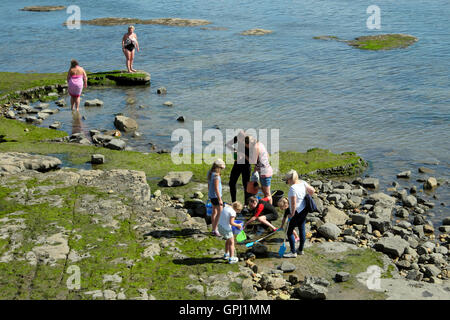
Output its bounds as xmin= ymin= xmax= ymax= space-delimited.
xmin=0 ymin=0 xmax=449 ymax=225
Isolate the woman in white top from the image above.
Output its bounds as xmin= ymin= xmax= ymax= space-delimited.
xmin=282 ymin=169 xmax=315 ymax=258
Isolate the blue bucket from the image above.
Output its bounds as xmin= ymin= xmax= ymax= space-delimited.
xmin=206 ymin=201 xmax=212 ymax=216
xmin=232 ymin=220 xmax=244 ymax=235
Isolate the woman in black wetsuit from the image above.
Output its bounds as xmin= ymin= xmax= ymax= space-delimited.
xmin=122 ymin=25 xmax=140 ymax=73
xmin=226 ymin=130 xmax=252 ymax=205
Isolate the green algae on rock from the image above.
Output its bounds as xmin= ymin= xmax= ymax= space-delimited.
xmin=0 ymin=70 xmax=150 ymax=106
xmin=314 ymin=33 xmax=418 ymax=51
xmin=67 ymin=17 xmax=211 ymax=27
xmin=348 ymin=34 xmax=418 ymax=50
xmin=87 ymin=70 xmax=150 ymax=86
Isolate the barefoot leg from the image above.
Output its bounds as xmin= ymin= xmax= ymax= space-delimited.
xmin=130 ymin=49 xmax=136 ymax=72
xmin=123 ymin=49 xmax=131 ymax=72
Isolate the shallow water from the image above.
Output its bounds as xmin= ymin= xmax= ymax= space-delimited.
xmin=1 ymin=0 xmax=449 ymax=225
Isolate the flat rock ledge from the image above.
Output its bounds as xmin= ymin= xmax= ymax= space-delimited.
xmin=21 ymin=6 xmax=66 ymax=12
xmin=0 ymin=152 xmax=62 ymax=176
xmin=88 ymin=70 xmax=150 ymax=86
xmin=241 ymin=29 xmax=273 ymax=36
xmin=69 ymin=17 xmax=211 ymax=27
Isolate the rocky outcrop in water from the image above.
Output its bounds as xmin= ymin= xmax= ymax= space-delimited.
xmin=69 ymin=17 xmax=211 ymax=27
xmin=21 ymin=6 xmax=66 ymax=12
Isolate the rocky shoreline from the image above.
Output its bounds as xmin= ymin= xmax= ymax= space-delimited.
xmin=0 ymin=152 xmax=448 ymax=300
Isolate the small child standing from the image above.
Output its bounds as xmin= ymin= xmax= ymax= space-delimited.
xmin=277 ymin=197 xmax=300 ymax=242
xmin=218 ymin=202 xmax=243 ymax=264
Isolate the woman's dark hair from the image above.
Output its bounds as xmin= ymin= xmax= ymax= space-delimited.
xmin=70 ymin=59 xmax=79 ymax=68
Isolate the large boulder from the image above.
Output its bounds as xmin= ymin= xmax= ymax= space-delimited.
xmin=323 ymin=206 xmax=349 ymax=226
xmin=114 ymin=115 xmax=138 ymax=132
xmin=373 ymin=236 xmax=409 ymax=258
xmin=317 ymin=222 xmax=341 ymax=240
xmin=161 ymin=171 xmax=193 ymax=187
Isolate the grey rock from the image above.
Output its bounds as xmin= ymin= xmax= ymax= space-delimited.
xmin=373 ymin=236 xmax=410 ymax=258
xmin=5 ymin=110 xmax=15 ymax=119
xmin=105 ymin=139 xmax=126 ymax=150
xmin=418 ymin=167 xmax=435 ymax=174
xmin=91 ymin=154 xmax=105 ymax=164
xmin=49 ymin=121 xmax=62 ymax=129
xmin=157 ymin=87 xmax=167 ymax=95
xmin=114 ymin=115 xmax=138 ymax=132
xmin=442 ymin=217 xmax=450 ymax=226
xmin=343 ymin=236 xmax=359 ymax=245
xmin=413 ymin=215 xmax=427 ymax=226
xmin=317 ymin=222 xmax=341 ymax=240
xmin=403 ymin=195 xmax=417 ymax=208
xmin=323 ymin=205 xmax=349 ymax=226
xmin=397 ymin=171 xmax=411 ymax=179
xmin=396 ymin=260 xmax=412 ymax=270
xmin=434 ymin=246 xmax=448 ymax=255
xmin=279 ymin=261 xmax=296 ymax=273
xmin=327 ymin=194 xmax=341 ymax=203
xmin=369 ymin=218 xmax=391 ymax=233
xmin=85 ymin=99 xmax=104 ymax=107
xmin=362 ymin=178 xmax=379 ymax=189
xmin=335 ymin=272 xmax=350 ymax=282
xmin=423 ymin=177 xmax=438 ymax=190
xmin=423 ymin=264 xmax=441 ymax=277
xmin=397 ymin=221 xmax=412 ymax=229
xmin=294 ymin=284 xmax=327 ymax=300
xmin=351 ymin=214 xmax=370 ymax=225
xmin=395 ymin=208 xmax=409 ymax=219
xmin=406 ymin=270 xmax=423 ymax=281
xmin=161 ymin=171 xmax=193 ymax=187
xmin=25 ymin=116 xmax=42 ymax=124
xmin=241 ymin=279 xmax=256 ymax=299
xmin=92 ymin=134 xmax=113 ymax=145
